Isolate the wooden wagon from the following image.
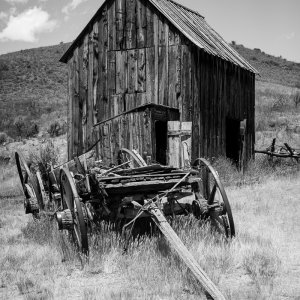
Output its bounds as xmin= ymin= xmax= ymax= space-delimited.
xmin=16 ymin=143 xmax=234 ymax=300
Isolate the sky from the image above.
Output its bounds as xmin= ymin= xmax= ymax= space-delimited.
xmin=0 ymin=0 xmax=299 ymax=62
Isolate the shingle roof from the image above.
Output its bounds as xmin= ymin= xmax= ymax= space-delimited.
xmin=60 ymin=0 xmax=258 ymax=73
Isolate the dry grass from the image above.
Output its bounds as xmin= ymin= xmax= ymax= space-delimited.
xmin=1 ymin=166 xmax=299 ymax=299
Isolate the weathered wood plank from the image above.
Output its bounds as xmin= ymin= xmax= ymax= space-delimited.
xmin=93 ymin=22 xmax=99 ymax=126
xmin=116 ymin=50 xmax=128 ymax=94
xmin=82 ymin=35 xmax=89 ymax=153
xmin=153 ymin=14 xmax=159 ymax=104
xmin=168 ymin=45 xmax=181 ymax=108
xmin=137 ymin=48 xmax=146 ymax=93
xmin=146 ymin=2 xmax=154 ymax=47
xmin=67 ymin=56 xmax=74 ymax=160
xmin=87 ymin=30 xmax=94 ymax=150
xmin=181 ymin=45 xmax=191 ymax=121
xmin=125 ymin=0 xmax=137 ymax=49
xmin=146 ymin=47 xmax=155 ymax=103
xmin=73 ymin=47 xmax=79 ymax=156
xmin=158 ymin=46 xmax=168 ymax=105
xmin=78 ymin=43 xmax=84 ymax=155
xmin=168 ymin=121 xmax=181 ymax=168
xmin=108 ymin=0 xmax=116 ymax=50
xmin=125 ymin=93 xmax=136 ymax=111
xmin=115 ymin=0 xmax=125 ymax=50
xmin=136 ymin=0 xmax=146 ymax=48
xmin=108 ymin=51 xmax=116 ymax=117
xmin=149 ymin=205 xmax=226 ymax=300
xmin=128 ymin=49 xmax=137 ymax=93
xmin=98 ymin=5 xmax=108 ymax=122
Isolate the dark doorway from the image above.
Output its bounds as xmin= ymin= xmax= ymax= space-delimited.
xmin=155 ymin=121 xmax=167 ymax=165
xmin=226 ymin=117 xmax=240 ymax=164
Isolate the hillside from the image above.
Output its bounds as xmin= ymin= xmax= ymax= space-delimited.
xmin=0 ymin=43 xmax=70 ymax=138
xmin=0 ymin=42 xmax=299 ymax=139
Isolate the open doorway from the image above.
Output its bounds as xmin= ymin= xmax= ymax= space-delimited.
xmin=155 ymin=121 xmax=167 ymax=165
xmin=226 ymin=117 xmax=240 ymax=164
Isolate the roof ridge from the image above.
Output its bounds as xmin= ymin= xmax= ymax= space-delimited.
xmin=166 ymin=0 xmax=204 ymax=19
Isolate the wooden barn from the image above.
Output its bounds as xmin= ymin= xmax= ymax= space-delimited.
xmin=60 ymin=0 xmax=258 ymax=168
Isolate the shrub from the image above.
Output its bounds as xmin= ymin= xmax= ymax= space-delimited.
xmin=13 ymin=115 xmax=26 ymax=137
xmin=47 ymin=120 xmax=67 ymax=137
xmin=293 ymin=91 xmax=300 ymax=107
xmin=0 ymin=132 xmax=8 ymax=144
xmin=26 ymin=122 xmax=39 ymax=138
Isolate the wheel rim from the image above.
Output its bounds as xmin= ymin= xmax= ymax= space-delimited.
xmin=118 ymin=148 xmax=147 ymax=169
xmin=192 ymin=158 xmax=235 ymax=238
xmin=15 ymin=151 xmax=42 ymax=213
xmin=60 ymin=168 xmax=89 ymax=255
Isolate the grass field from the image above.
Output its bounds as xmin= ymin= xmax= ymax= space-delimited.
xmin=1 ymin=160 xmax=299 ymax=300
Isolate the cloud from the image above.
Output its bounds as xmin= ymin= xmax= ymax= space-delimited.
xmin=62 ymin=0 xmax=88 ymax=15
xmin=0 ymin=7 xmax=57 ymax=42
xmin=0 ymin=12 xmax=8 ymax=21
xmin=285 ymin=32 xmax=295 ymax=40
xmin=5 ymin=0 xmax=29 ymax=3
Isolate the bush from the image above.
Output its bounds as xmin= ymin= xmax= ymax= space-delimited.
xmin=13 ymin=115 xmax=26 ymax=137
xmin=47 ymin=120 xmax=67 ymax=137
xmin=0 ymin=132 xmax=8 ymax=144
xmin=293 ymin=91 xmax=300 ymax=107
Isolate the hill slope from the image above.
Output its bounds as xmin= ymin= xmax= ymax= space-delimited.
xmin=0 ymin=43 xmax=70 ymax=138
xmin=0 ymin=42 xmax=299 ymax=139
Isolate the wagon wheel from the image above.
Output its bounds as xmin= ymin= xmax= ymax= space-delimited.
xmin=60 ymin=168 xmax=89 ymax=255
xmin=118 ymin=148 xmax=147 ymax=169
xmin=36 ymin=171 xmax=49 ymax=211
xmin=15 ymin=151 xmax=41 ymax=215
xmin=192 ymin=158 xmax=235 ymax=238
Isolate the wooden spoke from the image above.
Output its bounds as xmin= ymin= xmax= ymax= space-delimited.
xmin=60 ymin=168 xmax=89 ymax=255
xmin=15 ymin=151 xmax=41 ymax=215
xmin=118 ymin=148 xmax=147 ymax=169
xmin=192 ymin=158 xmax=235 ymax=238
xmin=208 ymin=183 xmax=217 ymax=205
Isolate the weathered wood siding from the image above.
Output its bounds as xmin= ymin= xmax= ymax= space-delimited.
xmin=66 ymin=0 xmax=255 ymax=164
xmin=190 ymin=47 xmax=255 ymax=163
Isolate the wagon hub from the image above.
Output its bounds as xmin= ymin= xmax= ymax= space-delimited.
xmin=56 ymin=209 xmax=73 ymax=230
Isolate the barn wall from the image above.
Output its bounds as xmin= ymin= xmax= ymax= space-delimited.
xmin=66 ymin=0 xmax=193 ymax=159
xmin=191 ymin=47 xmax=255 ymax=162
xmin=66 ymin=0 xmax=255 ymax=163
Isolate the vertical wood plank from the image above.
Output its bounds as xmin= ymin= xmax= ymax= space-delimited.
xmin=126 ymin=0 xmax=137 ymax=49
xmin=93 ymin=22 xmax=99 ymax=125
xmin=136 ymin=0 xmax=146 ymax=48
xmin=87 ymin=30 xmax=94 ymax=150
xmin=98 ymin=5 xmax=108 ymax=122
xmin=82 ymin=35 xmax=89 ymax=152
xmin=181 ymin=45 xmax=191 ymax=121
xmin=73 ymin=47 xmax=79 ymax=156
xmin=153 ymin=14 xmax=159 ymax=104
xmin=137 ymin=48 xmax=146 ymax=92
xmin=116 ymin=50 xmax=128 ymax=94
xmin=115 ymin=0 xmax=125 ymax=50
xmin=67 ymin=56 xmax=74 ymax=160
xmin=128 ymin=49 xmax=137 ymax=93
xmin=78 ymin=43 xmax=84 ymax=155
xmin=158 ymin=46 xmax=168 ymax=105
xmin=146 ymin=47 xmax=155 ymax=103
xmin=108 ymin=0 xmax=116 ymax=50
xmin=108 ymin=50 xmax=116 ymax=117
xmin=168 ymin=45 xmax=181 ymax=109
xmin=146 ymin=3 xmax=154 ymax=47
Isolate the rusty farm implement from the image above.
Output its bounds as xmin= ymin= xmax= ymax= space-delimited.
xmin=15 ymin=149 xmax=235 ymax=300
